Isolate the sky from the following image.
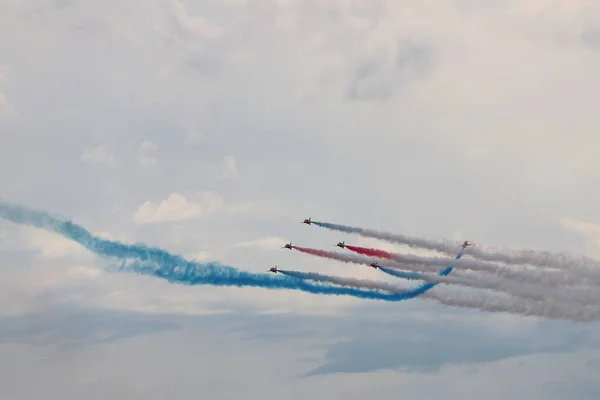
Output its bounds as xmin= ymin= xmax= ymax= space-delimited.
xmin=1 ymin=0 xmax=600 ymax=398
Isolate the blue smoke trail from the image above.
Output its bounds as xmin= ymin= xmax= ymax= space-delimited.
xmin=377 ymin=268 xmax=423 ymax=280
xmin=313 ymin=221 xmax=357 ymax=233
xmin=0 ymin=201 xmax=439 ymax=301
xmin=379 ymin=251 xmax=462 ymax=283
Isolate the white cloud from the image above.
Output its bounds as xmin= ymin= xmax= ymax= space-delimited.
xmin=136 ymin=140 xmax=159 ymax=168
xmin=0 ymin=91 xmax=16 ymax=117
xmin=134 ymin=192 xmax=224 ymax=223
xmin=22 ymin=228 xmax=95 ymax=261
xmin=185 ymin=130 xmax=204 ymax=145
xmin=165 ymin=0 xmax=225 ymax=40
xmin=0 ymin=67 xmax=16 ymax=117
xmin=133 ymin=191 xmax=251 ymax=224
xmin=217 ymin=156 xmax=238 ymax=179
xmin=81 ymin=145 xmax=116 ymax=165
xmin=559 ymin=217 xmax=600 ymax=258
xmin=4 ymin=3 xmax=600 ymax=388
xmin=184 ymin=250 xmax=213 ymax=261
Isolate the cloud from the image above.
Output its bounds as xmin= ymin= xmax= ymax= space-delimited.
xmin=136 ymin=140 xmax=159 ymax=168
xmin=133 ymin=191 xmax=251 ymax=224
xmin=81 ymin=145 xmax=116 ymax=165
xmin=345 ymin=39 xmax=433 ymax=102
xmin=0 ymin=68 xmax=16 ymax=117
xmin=185 ymin=130 xmax=203 ymax=145
xmin=3 ymin=1 xmax=600 ymax=395
xmin=216 ymin=156 xmax=238 ymax=179
xmin=0 ymin=91 xmax=16 ymax=117
xmin=165 ymin=0 xmax=225 ymax=40
xmin=0 ymin=305 xmax=599 ymax=399
xmin=25 ymin=229 xmax=95 ymax=261
xmin=184 ymin=250 xmax=213 ymax=261
xmin=133 ymin=192 xmax=224 ymax=223
xmin=559 ymin=217 xmax=600 ymax=257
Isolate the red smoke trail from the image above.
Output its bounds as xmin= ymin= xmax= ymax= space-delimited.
xmin=345 ymin=245 xmax=395 ymax=260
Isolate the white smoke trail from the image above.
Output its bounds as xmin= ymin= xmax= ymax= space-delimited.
xmin=465 ymin=245 xmax=600 ymax=271
xmin=386 ymin=254 xmax=600 ymax=287
xmin=293 ymin=247 xmax=600 ymax=306
xmin=384 ymin=265 xmax=600 ymax=307
xmin=313 ymin=221 xmax=600 ymax=271
xmin=422 ymin=288 xmax=600 ymax=323
xmin=283 ymin=268 xmax=600 ymax=322
xmin=280 ymin=270 xmax=405 ymax=293
xmin=307 ymin=243 xmax=600 ymax=288
xmin=313 ymin=221 xmax=459 ymax=254
xmin=386 ymin=247 xmax=600 ymax=285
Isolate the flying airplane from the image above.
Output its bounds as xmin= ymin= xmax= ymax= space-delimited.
xmin=302 ymin=217 xmax=312 ymax=225
xmin=369 ymin=262 xmax=379 ymax=269
xmin=460 ymin=241 xmax=473 ymax=249
xmin=336 ymin=241 xmax=346 ymax=248
xmin=282 ymin=242 xmax=293 ymax=249
xmin=269 ymin=266 xmax=278 ymax=273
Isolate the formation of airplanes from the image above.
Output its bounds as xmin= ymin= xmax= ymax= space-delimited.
xmin=268 ymin=217 xmax=472 ymax=273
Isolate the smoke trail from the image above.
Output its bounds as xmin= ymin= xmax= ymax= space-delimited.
xmin=292 ymin=245 xmax=399 ymax=269
xmin=289 ymin=245 xmax=460 ymax=295
xmin=312 ymin=220 xmax=600 ymax=272
xmin=279 ymin=251 xmax=460 ymax=297
xmin=465 ymin=246 xmax=600 ymax=272
xmin=312 ymin=220 xmax=458 ymax=253
xmin=338 ymin=242 xmax=586 ymax=287
xmin=293 ymin=244 xmax=600 ymax=305
xmin=279 ymin=270 xmax=409 ymax=293
xmin=384 ymin=264 xmax=600 ymax=306
xmin=305 ymin=235 xmax=600 ymax=288
xmin=383 ymin=255 xmax=600 ymax=306
xmin=344 ymin=244 xmax=395 ymax=260
xmin=423 ymin=289 xmax=600 ymax=322
xmin=292 ymin=245 xmax=440 ymax=275
xmin=281 ymin=250 xmax=460 ymax=291
xmin=0 ymin=201 xmax=438 ymax=302
xmin=281 ymin=267 xmax=600 ymax=322
xmin=291 ymin=246 xmax=335 ymax=259
xmin=385 ymin=250 xmax=600 ymax=287
xmin=379 ymin=267 xmax=426 ymax=280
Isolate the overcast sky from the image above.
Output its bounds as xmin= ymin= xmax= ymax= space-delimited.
xmin=1 ymin=0 xmax=600 ymax=398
